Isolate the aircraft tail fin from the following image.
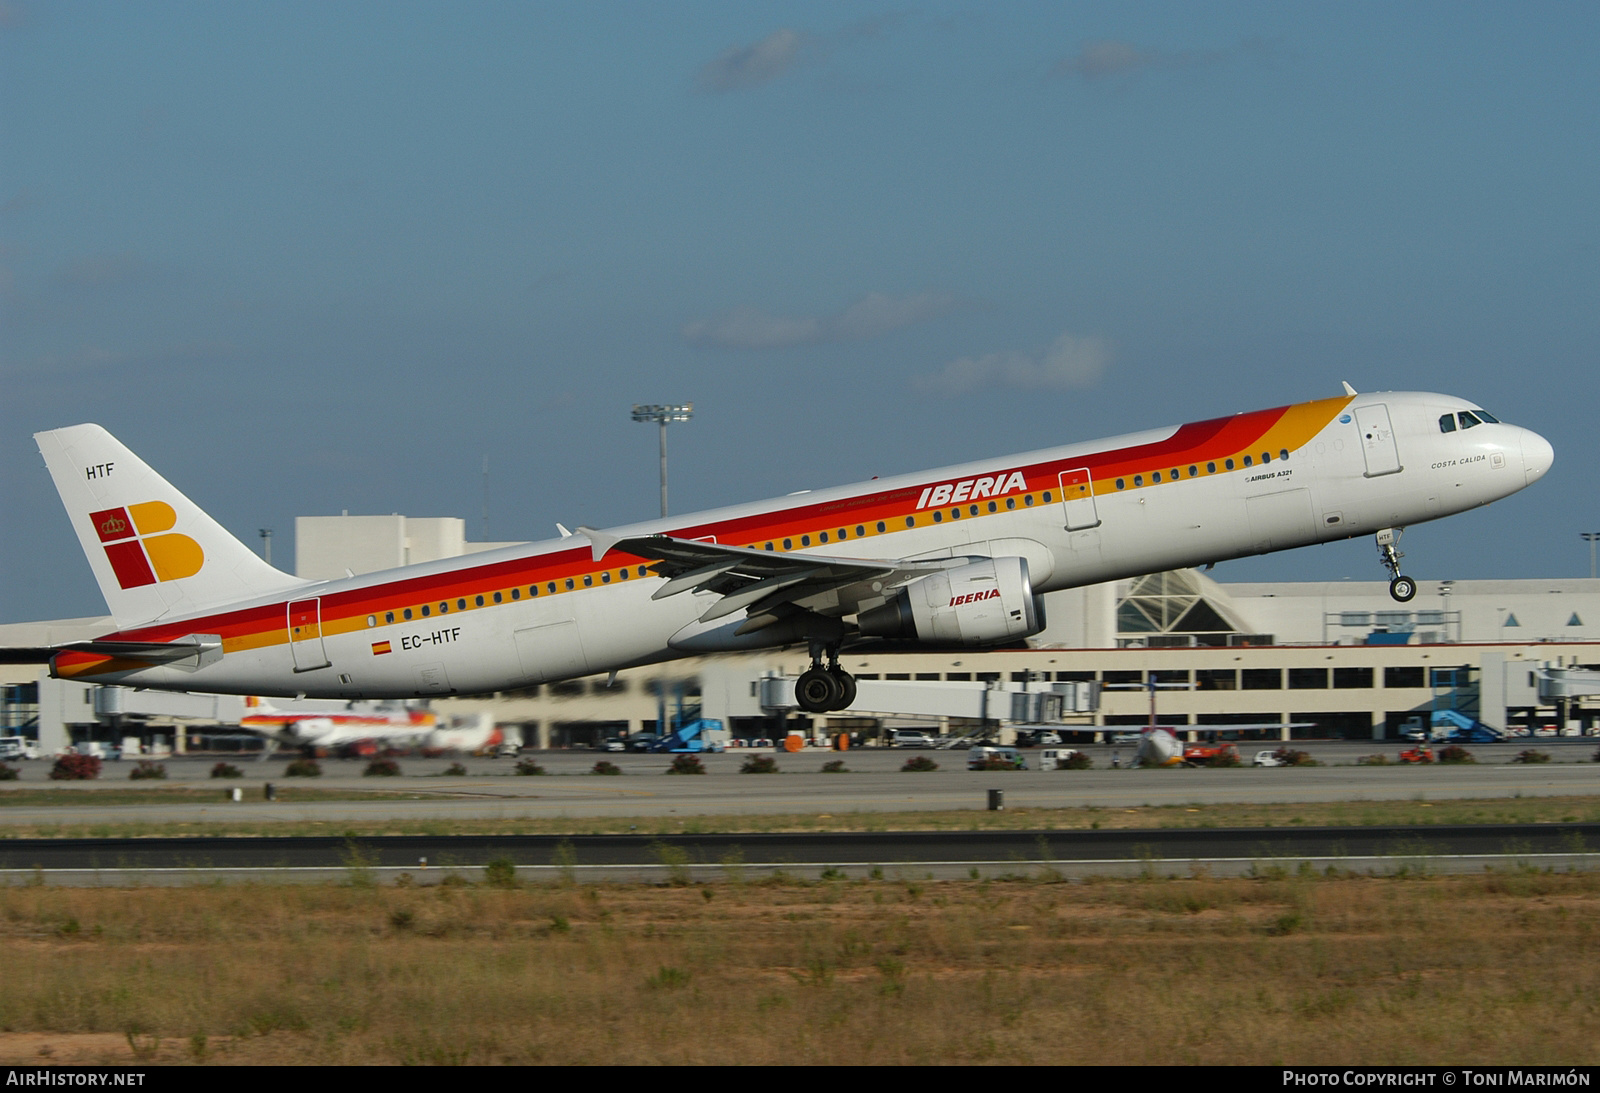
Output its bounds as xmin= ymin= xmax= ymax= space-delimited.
xmin=35 ymin=424 xmax=309 ymax=628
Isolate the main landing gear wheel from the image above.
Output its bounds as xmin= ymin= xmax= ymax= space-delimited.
xmin=1375 ymin=528 xmax=1416 ymax=603
xmin=796 ymin=668 xmax=842 ymax=714
xmin=795 ymin=641 xmax=858 ymax=713
xmin=829 ymin=667 xmax=857 ymax=709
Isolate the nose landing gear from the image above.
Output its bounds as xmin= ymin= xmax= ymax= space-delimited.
xmin=1376 ymin=528 xmax=1416 ymax=602
xmin=795 ymin=640 xmax=857 ymax=713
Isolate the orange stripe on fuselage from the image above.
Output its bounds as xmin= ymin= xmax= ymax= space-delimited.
xmin=63 ymin=395 xmax=1353 ymax=671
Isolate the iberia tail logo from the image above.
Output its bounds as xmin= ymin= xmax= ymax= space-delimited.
xmin=88 ymin=501 xmax=204 ymax=589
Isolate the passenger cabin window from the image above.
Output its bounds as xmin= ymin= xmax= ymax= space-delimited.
xmin=1439 ymin=414 xmax=1456 ymax=433
xmin=1242 ymin=455 xmax=1253 ymax=467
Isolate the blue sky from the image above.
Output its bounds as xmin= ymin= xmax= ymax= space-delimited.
xmin=3 ymin=1 xmax=1597 ymax=622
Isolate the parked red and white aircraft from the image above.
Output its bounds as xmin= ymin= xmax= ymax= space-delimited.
xmin=238 ymin=698 xmax=500 ymax=754
xmin=33 ymin=387 xmax=1551 ymax=713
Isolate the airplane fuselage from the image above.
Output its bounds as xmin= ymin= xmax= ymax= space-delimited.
xmin=47 ymin=391 xmax=1552 ymax=700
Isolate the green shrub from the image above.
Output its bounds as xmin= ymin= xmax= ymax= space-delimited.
xmin=284 ymin=758 xmax=322 ymax=777
xmin=210 ymin=762 xmax=243 ymax=778
xmin=364 ymin=758 xmax=401 ymax=777
xmin=1061 ymin=751 xmax=1093 ymax=769
xmin=1512 ymin=749 xmax=1551 ymax=764
xmin=49 ymin=754 xmax=101 ymax=781
xmin=901 ymin=756 xmax=939 ymax=772
xmin=667 ymin=754 xmax=706 ymax=775
xmin=514 ymin=758 xmax=546 ymax=776
xmin=129 ymin=760 xmax=167 ymax=780
xmin=591 ymin=760 xmax=621 ymax=775
xmin=1272 ymin=747 xmax=1318 ymax=767
xmin=442 ymin=762 xmax=468 ymax=776
xmin=483 ymin=858 xmax=517 ymax=888
xmin=741 ymin=754 xmax=778 ymax=774
xmin=1436 ymin=744 xmax=1475 ymax=764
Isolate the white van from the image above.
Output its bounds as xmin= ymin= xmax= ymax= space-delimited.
xmin=1038 ymin=748 xmax=1087 ymax=771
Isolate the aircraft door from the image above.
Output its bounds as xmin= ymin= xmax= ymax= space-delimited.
xmin=1354 ymin=404 xmax=1403 ymax=478
xmin=288 ymin=598 xmax=332 ymax=672
xmin=1058 ymin=467 xmax=1102 ymax=530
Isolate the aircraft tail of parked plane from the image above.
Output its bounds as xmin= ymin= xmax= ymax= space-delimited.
xmin=36 ymin=424 xmax=308 ymax=628
xmin=31 ymin=388 xmax=1553 ymax=712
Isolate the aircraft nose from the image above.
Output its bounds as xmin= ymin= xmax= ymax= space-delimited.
xmin=1521 ymin=428 xmax=1554 ymax=484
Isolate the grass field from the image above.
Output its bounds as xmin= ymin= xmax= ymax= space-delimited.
xmin=0 ymin=865 xmax=1596 ymax=1065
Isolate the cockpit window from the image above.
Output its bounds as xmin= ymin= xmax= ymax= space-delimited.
xmin=1458 ymin=411 xmax=1482 ymax=429
xmin=1475 ymin=410 xmax=1500 ymax=423
xmin=1439 ymin=414 xmax=1456 ymax=433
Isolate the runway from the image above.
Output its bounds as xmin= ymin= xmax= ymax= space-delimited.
xmin=4 ymin=745 xmax=1596 ymax=883
xmin=1 ymin=744 xmax=1597 ymax=826
xmin=3 ymin=822 xmax=1597 ymax=885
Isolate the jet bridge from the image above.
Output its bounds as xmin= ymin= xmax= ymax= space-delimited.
xmin=753 ymin=673 xmax=1098 ymax=726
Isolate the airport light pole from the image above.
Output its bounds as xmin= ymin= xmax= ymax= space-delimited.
xmin=259 ymin=528 xmax=273 ymax=566
xmin=631 ymin=403 xmax=693 ymax=518
xmin=1583 ymin=533 xmax=1600 ymax=580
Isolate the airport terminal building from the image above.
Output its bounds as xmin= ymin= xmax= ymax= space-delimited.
xmin=3 ymin=513 xmax=1598 ymax=752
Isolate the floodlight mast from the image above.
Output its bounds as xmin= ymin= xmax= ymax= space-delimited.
xmin=631 ymin=403 xmax=693 ymax=518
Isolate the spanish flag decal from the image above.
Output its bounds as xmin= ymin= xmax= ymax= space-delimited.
xmin=371 ymin=641 xmax=392 ymax=656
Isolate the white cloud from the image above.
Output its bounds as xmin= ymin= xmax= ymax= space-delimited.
xmin=1053 ymin=40 xmax=1158 ymax=80
xmin=1050 ymin=38 xmax=1266 ymax=81
xmin=695 ymin=28 xmax=807 ymax=94
xmin=916 ymin=332 xmax=1110 ymax=396
xmin=683 ymin=290 xmax=959 ymax=350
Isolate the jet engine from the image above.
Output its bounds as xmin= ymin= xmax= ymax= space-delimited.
xmin=857 ymin=556 xmax=1045 ymax=646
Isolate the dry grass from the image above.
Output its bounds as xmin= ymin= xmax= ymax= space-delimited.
xmin=0 ymin=868 xmax=1596 ymax=1065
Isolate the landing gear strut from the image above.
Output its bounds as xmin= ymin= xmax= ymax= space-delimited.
xmin=796 ymin=640 xmax=857 ymax=714
xmin=1376 ymin=528 xmax=1416 ymax=602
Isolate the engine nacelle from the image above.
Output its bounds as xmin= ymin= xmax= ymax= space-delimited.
xmin=857 ymin=556 xmax=1045 ymax=646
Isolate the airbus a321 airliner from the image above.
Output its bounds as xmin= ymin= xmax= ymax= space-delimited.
xmin=33 ymin=387 xmax=1551 ymax=713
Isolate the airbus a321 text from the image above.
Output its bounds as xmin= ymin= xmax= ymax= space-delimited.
xmin=32 ymin=386 xmax=1551 ymax=713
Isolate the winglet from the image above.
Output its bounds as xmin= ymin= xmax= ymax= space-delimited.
xmin=1341 ymin=381 xmax=1357 ymax=396
xmin=577 ymin=526 xmax=620 ymax=562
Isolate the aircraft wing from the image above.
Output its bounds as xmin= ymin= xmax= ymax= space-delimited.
xmin=580 ymin=529 xmax=948 ymax=633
